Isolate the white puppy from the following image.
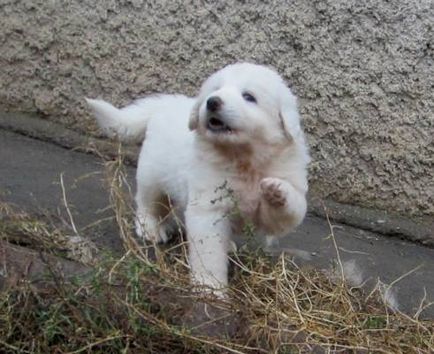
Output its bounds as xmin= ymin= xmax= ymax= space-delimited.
xmin=86 ymin=63 xmax=310 ymax=294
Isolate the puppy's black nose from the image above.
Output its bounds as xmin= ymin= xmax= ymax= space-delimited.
xmin=206 ymin=96 xmax=223 ymax=112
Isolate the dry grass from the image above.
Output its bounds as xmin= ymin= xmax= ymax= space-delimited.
xmin=0 ymin=154 xmax=433 ymax=353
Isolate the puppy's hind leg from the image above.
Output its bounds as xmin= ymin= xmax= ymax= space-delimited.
xmin=135 ymin=182 xmax=170 ymax=243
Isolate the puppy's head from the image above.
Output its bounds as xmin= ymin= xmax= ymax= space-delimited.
xmin=189 ymin=63 xmax=302 ymax=146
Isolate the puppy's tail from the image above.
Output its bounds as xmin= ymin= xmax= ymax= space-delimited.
xmin=85 ymin=98 xmax=149 ymax=143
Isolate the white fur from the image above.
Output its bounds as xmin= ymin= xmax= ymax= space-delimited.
xmin=87 ymin=63 xmax=310 ymax=295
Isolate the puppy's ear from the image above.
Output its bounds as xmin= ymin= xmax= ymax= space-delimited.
xmin=279 ymin=87 xmax=301 ymax=142
xmin=188 ymin=100 xmax=200 ymax=131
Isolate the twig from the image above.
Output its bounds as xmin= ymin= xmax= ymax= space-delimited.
xmin=60 ymin=173 xmax=79 ymax=236
xmin=67 ymin=334 xmax=128 ymax=354
xmin=323 ymin=204 xmax=345 ymax=283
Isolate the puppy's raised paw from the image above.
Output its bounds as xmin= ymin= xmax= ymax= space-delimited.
xmin=260 ymin=177 xmax=288 ymax=207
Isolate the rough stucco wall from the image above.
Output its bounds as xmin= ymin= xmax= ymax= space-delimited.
xmin=1 ymin=0 xmax=433 ymax=216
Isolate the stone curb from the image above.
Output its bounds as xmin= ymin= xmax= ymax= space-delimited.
xmin=309 ymin=198 xmax=433 ymax=247
xmin=0 ymin=240 xmax=91 ymax=291
xmin=0 ymin=111 xmax=139 ymax=165
xmin=1 ymin=111 xmax=433 ymax=246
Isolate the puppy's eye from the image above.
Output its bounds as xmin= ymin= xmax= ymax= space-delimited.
xmin=242 ymin=92 xmax=257 ymax=103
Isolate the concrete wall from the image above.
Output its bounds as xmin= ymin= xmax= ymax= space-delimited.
xmin=1 ymin=0 xmax=433 ymax=216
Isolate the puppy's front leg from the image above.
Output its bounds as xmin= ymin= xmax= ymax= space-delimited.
xmin=259 ymin=177 xmax=307 ymax=235
xmin=185 ymin=204 xmax=230 ymax=295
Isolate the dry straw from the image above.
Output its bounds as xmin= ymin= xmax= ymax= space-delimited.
xmin=0 ymin=150 xmax=433 ymax=353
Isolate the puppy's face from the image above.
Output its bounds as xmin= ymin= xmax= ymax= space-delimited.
xmin=189 ymin=63 xmax=301 ymax=147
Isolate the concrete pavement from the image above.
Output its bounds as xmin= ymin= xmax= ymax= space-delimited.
xmin=1 ymin=128 xmax=433 ymax=319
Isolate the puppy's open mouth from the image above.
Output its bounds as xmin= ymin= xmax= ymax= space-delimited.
xmin=206 ymin=117 xmax=233 ymax=133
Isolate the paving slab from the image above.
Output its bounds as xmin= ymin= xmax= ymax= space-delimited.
xmin=0 ymin=129 xmax=127 ymax=252
xmin=1 ymin=129 xmax=433 ymax=319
